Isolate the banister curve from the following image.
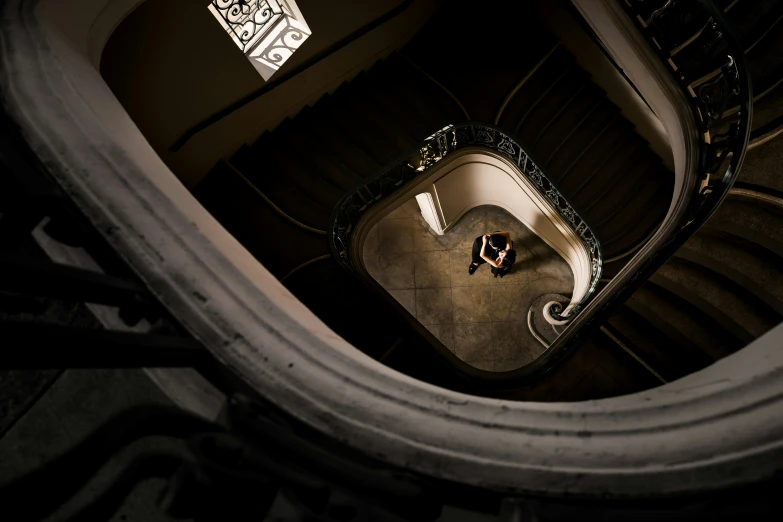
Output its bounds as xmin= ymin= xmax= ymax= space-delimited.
xmin=552 ymin=0 xmax=752 ymax=359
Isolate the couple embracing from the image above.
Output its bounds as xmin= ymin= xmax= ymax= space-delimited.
xmin=468 ymin=231 xmax=517 ymax=278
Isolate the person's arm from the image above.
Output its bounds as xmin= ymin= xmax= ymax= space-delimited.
xmin=480 ymin=235 xmax=501 ymax=267
xmin=498 ymin=231 xmax=512 ymax=249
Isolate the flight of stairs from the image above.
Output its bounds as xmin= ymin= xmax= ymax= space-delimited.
xmin=193 ymin=48 xmax=656 ymax=400
xmin=193 ymin=0 xmax=783 ymax=400
xmin=582 ymin=0 xmax=783 ymax=387
xmin=492 ymin=44 xmax=673 ymax=262
xmin=403 ymin=0 xmax=675 ymax=264
xmin=194 ymin=53 xmax=471 ymax=385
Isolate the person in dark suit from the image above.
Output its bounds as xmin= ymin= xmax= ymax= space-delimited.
xmin=468 ymin=232 xmax=516 ymax=277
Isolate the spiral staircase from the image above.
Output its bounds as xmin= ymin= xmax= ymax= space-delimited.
xmin=589 ymin=0 xmax=783 ymax=386
xmin=192 ymin=4 xmax=678 ymax=398
xmin=2 ymin=0 xmax=783 ymax=519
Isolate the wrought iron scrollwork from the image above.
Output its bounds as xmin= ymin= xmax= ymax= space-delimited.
xmin=328 ymin=123 xmax=604 ymax=318
xmin=648 ymin=0 xmax=710 ymax=50
xmin=696 ymin=55 xmax=740 ymax=126
xmin=209 ymin=0 xmax=284 ymax=54
xmin=624 ymin=0 xmax=751 ymax=211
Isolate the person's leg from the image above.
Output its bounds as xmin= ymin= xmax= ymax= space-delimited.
xmin=469 ymin=238 xmax=484 ymax=274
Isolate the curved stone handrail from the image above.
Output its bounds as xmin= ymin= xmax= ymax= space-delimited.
xmin=1 ymin=0 xmax=781 ymax=501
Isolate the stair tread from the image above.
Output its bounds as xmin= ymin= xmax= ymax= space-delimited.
xmin=556 ymin=119 xmax=636 ymax=193
xmin=329 ymin=85 xmax=409 ymax=153
xmin=245 ymin=132 xmax=345 ymax=209
xmin=315 ymin=97 xmax=402 ymax=165
xmin=572 ymin=141 xmax=653 ymax=210
xmin=495 ymin=46 xmax=577 ymax=130
xmin=743 ymin=2 xmax=783 ymax=78
xmin=384 ymin=53 xmax=459 ymax=119
xmin=596 ymin=172 xmax=668 ymax=232
xmin=301 ymin=111 xmax=383 ymax=177
xmin=631 ymin=284 xmax=741 ymax=360
xmin=230 ymin=147 xmax=333 ymax=227
xmin=605 ymin=306 xmax=701 ymax=382
xmin=714 ymin=196 xmax=783 ymax=245
xmin=363 ymin=80 xmax=436 ymax=143
xmin=276 ymin=122 xmax=362 ymax=192
xmin=656 ymin=257 xmax=779 ymax=339
xmin=601 ymin=186 xmax=669 ymax=258
xmin=533 ymin=87 xmax=607 ymax=164
xmin=683 ymin=228 xmax=783 ymax=305
xmin=193 ymin=162 xmax=329 ymax=278
xmin=545 ymin=101 xmax=621 ymax=174
xmin=515 ymin=68 xmax=591 ymax=144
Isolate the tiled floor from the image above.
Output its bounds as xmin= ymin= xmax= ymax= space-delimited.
xmin=364 ymin=199 xmax=574 ymax=371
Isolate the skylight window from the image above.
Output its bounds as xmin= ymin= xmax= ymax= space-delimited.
xmin=208 ymin=0 xmax=311 ymax=81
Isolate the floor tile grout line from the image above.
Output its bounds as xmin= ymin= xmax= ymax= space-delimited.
xmin=372 ymin=201 xmax=574 ymax=372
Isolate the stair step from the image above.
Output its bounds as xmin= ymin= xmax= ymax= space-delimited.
xmin=299 ymin=108 xmax=382 ymax=177
xmin=556 ymin=119 xmax=635 ymax=194
xmin=545 ymin=101 xmax=621 ymax=174
xmin=596 ymin=172 xmax=667 ymax=233
xmin=384 ymin=58 xmax=466 ymax=133
xmin=231 ymin=145 xmax=334 ymax=226
xmin=354 ymin=95 xmax=422 ymax=150
xmin=669 ymin=246 xmax=783 ymax=314
xmin=631 ymin=283 xmax=741 ymax=360
xmin=656 ymin=257 xmax=779 ymax=340
xmin=533 ymin=87 xmax=606 ymax=164
xmin=495 ymin=47 xmax=576 ymax=128
xmin=601 ymin=185 xmax=669 ymax=258
xmin=747 ymin=78 xmax=783 ymax=137
xmin=246 ymin=129 xmax=345 ymax=209
xmin=714 ymin=196 xmax=783 ymax=245
xmin=572 ymin=141 xmax=652 ymax=211
xmin=515 ymin=68 xmax=591 ymax=144
xmin=725 ymin=0 xmax=783 ymax=50
xmin=276 ymin=122 xmax=362 ymax=192
xmin=192 ymin=161 xmax=329 ymax=278
xmin=314 ymin=96 xmax=402 ymax=165
xmin=587 ymin=156 xmax=662 ymax=222
xmin=605 ymin=305 xmax=704 ymax=382
xmin=683 ymin=229 xmax=783 ymax=306
xmin=363 ymin=74 xmax=436 ymax=142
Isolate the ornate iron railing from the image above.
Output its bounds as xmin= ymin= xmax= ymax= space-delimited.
xmin=540 ymin=0 xmax=752 ymax=356
xmin=623 ymin=0 xmax=751 ymax=241
xmin=328 ymin=122 xmax=603 ymax=319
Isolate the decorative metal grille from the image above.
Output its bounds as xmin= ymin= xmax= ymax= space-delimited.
xmin=208 ymin=0 xmax=311 ymax=80
xmin=208 ymin=0 xmax=284 ymax=54
xmin=248 ymin=15 xmax=311 ymax=77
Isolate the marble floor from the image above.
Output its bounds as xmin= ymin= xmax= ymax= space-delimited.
xmin=363 ymin=199 xmax=574 ymax=371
